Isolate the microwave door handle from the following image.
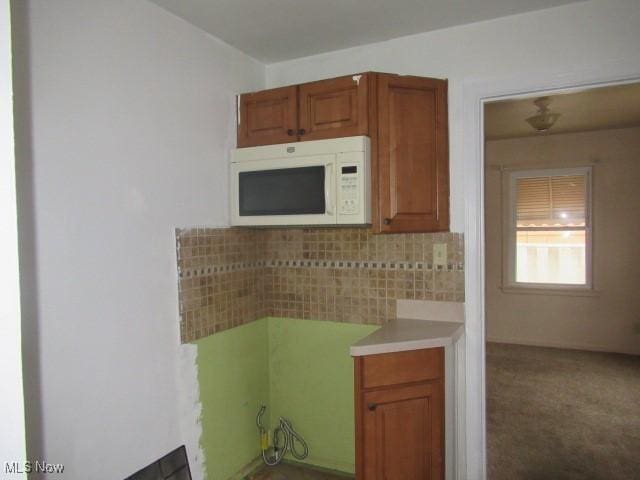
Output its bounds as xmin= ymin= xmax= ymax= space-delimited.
xmin=325 ymin=163 xmax=334 ymax=215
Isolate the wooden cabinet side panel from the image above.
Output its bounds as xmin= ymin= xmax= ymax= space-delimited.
xmin=237 ymin=85 xmax=297 ymax=147
xmin=369 ymin=74 xmax=381 ymax=233
xmin=428 ymin=378 xmax=445 ymax=480
xmin=376 ymin=75 xmax=449 ymax=233
xmin=298 ymin=74 xmax=369 ymax=141
xmin=355 ymin=357 xmax=365 ymax=480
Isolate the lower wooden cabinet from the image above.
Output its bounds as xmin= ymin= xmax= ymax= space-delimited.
xmin=354 ymin=348 xmax=444 ymax=480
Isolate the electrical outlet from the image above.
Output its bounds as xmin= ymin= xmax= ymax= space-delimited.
xmin=433 ymin=243 xmax=447 ymax=267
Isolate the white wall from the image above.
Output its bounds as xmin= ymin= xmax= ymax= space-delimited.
xmin=485 ymin=127 xmax=640 ymax=355
xmin=12 ymin=1 xmax=264 ymax=478
xmin=266 ymin=0 xmax=640 ymax=233
xmin=0 ymin=0 xmax=26 ymax=476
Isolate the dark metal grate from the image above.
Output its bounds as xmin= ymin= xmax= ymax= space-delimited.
xmin=124 ymin=445 xmax=191 ymax=480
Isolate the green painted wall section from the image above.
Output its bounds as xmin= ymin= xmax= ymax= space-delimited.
xmin=267 ymin=318 xmax=378 ymax=473
xmin=196 ymin=319 xmax=270 ymax=480
xmin=196 ymin=317 xmax=378 ymax=478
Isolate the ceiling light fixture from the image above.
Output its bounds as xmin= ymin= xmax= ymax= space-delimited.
xmin=526 ymin=97 xmax=561 ymax=132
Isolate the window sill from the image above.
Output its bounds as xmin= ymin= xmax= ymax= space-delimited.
xmin=500 ymin=286 xmax=600 ymax=297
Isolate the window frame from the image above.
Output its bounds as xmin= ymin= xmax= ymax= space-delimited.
xmin=502 ymin=166 xmax=593 ymax=292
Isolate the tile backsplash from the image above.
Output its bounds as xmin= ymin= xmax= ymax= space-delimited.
xmin=177 ymin=228 xmax=464 ymax=343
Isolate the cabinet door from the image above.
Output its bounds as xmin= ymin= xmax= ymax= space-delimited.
xmin=376 ymin=74 xmax=449 ymax=233
xmin=237 ymin=86 xmax=297 ymax=147
xmin=298 ymin=74 xmax=369 ymax=141
xmin=362 ymin=382 xmax=444 ymax=480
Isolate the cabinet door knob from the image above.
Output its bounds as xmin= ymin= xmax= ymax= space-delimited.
xmin=298 ymin=128 xmax=306 ymax=136
xmin=287 ymin=129 xmax=295 ymax=136
xmin=367 ymin=403 xmax=377 ymax=411
xmin=383 ymin=218 xmax=392 ymax=225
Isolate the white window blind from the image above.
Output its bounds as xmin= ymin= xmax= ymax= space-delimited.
xmin=516 ymin=175 xmax=586 ymax=227
xmin=505 ymin=167 xmax=592 ymax=289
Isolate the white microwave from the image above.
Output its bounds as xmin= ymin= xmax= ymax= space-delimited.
xmin=230 ymin=136 xmax=371 ymax=226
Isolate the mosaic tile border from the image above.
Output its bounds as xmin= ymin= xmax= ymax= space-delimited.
xmin=179 ymin=260 xmax=465 ymax=280
xmin=178 ymin=261 xmax=265 ymax=278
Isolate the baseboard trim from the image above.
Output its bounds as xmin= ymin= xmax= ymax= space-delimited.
xmin=228 ymin=456 xmax=354 ymax=479
xmin=282 ymin=459 xmax=353 ymax=477
xmin=229 ymin=456 xmax=263 ymax=480
xmin=486 ymin=336 xmax=639 ymax=356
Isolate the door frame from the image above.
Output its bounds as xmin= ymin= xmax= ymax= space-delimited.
xmin=458 ymin=59 xmax=640 ymax=480
xmin=1 ymin=0 xmax=27 ymax=468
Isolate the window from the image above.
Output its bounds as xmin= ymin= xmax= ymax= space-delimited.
xmin=504 ymin=167 xmax=592 ymax=289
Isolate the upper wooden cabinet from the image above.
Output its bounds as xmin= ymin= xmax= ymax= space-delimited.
xmin=237 ymin=74 xmax=369 ymax=147
xmin=237 ymin=85 xmax=297 ymax=147
xmin=376 ymin=74 xmax=449 ymax=233
xmin=236 ymin=72 xmax=449 ymax=233
xmin=298 ymin=74 xmax=369 ymax=141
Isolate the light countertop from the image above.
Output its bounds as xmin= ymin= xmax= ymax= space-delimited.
xmin=350 ymin=318 xmax=464 ymax=356
xmin=350 ymin=300 xmax=464 ymax=357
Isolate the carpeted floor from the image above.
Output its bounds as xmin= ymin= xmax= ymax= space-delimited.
xmin=247 ymin=463 xmax=353 ymax=480
xmin=486 ymin=342 xmax=640 ymax=480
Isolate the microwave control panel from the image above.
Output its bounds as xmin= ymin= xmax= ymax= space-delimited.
xmin=339 ymin=164 xmax=360 ymax=215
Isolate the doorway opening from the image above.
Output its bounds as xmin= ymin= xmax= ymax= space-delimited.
xmin=483 ymin=82 xmax=640 ymax=479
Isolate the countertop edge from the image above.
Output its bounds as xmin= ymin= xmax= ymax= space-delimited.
xmin=349 ymin=321 xmax=464 ymax=357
